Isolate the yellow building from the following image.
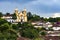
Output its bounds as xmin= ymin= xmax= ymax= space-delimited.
xmin=15 ymin=8 xmax=27 ymax=22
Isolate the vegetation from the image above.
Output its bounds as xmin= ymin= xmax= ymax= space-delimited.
xmin=6 ymin=12 xmax=10 ymax=16
xmin=12 ymin=13 xmax=17 ymax=20
xmin=0 ymin=11 xmax=60 ymax=40
xmin=17 ymin=22 xmax=47 ymax=39
xmin=18 ymin=22 xmax=39 ymax=39
xmin=27 ymin=12 xmax=40 ymax=22
xmin=0 ymin=18 xmax=18 ymax=40
xmin=0 ymin=18 xmax=47 ymax=40
xmin=0 ymin=12 xmax=3 ymax=17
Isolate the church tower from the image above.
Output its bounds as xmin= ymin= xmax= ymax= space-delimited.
xmin=15 ymin=8 xmax=19 ymax=22
xmin=23 ymin=9 xmax=27 ymax=22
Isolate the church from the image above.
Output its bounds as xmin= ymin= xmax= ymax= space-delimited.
xmin=1 ymin=8 xmax=27 ymax=23
xmin=15 ymin=8 xmax=27 ymax=22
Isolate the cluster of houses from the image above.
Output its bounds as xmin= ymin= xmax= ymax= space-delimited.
xmin=32 ymin=21 xmax=60 ymax=40
xmin=1 ymin=15 xmax=15 ymax=22
xmin=32 ymin=21 xmax=60 ymax=31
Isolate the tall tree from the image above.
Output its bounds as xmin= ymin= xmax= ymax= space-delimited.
xmin=0 ymin=12 xmax=3 ymax=17
xmin=27 ymin=12 xmax=32 ymax=17
xmin=12 ymin=13 xmax=17 ymax=20
xmin=6 ymin=13 xmax=10 ymax=16
xmin=27 ymin=12 xmax=33 ymax=21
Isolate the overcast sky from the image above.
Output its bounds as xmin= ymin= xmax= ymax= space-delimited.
xmin=0 ymin=0 xmax=60 ymax=17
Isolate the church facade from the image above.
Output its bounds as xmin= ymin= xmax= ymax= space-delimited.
xmin=15 ymin=8 xmax=27 ymax=22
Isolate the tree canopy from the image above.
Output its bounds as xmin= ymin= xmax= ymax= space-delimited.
xmin=0 ymin=12 xmax=3 ymax=17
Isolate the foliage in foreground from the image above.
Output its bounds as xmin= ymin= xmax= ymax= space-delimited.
xmin=0 ymin=18 xmax=18 ymax=40
xmin=18 ymin=22 xmax=47 ymax=39
xmin=0 ymin=18 xmax=47 ymax=40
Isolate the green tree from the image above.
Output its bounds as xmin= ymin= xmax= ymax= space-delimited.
xmin=27 ymin=12 xmax=33 ymax=21
xmin=0 ymin=23 xmax=9 ymax=32
xmin=0 ymin=19 xmax=18 ymax=40
xmin=33 ymin=14 xmax=40 ymax=21
xmin=27 ymin=12 xmax=32 ymax=17
xmin=12 ymin=13 xmax=17 ymax=20
xmin=40 ymin=31 xmax=46 ymax=36
xmin=27 ymin=12 xmax=40 ymax=22
xmin=20 ymin=27 xmax=39 ymax=39
xmin=0 ymin=12 xmax=3 ymax=17
xmin=48 ymin=17 xmax=57 ymax=22
xmin=0 ymin=18 xmax=8 ymax=25
xmin=12 ymin=24 xmax=18 ymax=30
xmin=6 ymin=12 xmax=10 ymax=16
xmin=18 ymin=22 xmax=39 ymax=39
xmin=44 ymin=18 xmax=48 ymax=22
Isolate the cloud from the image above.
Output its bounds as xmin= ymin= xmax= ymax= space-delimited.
xmin=22 ymin=0 xmax=60 ymax=17
xmin=0 ymin=0 xmax=60 ymax=17
xmin=52 ymin=13 xmax=60 ymax=18
xmin=23 ymin=0 xmax=60 ymax=13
